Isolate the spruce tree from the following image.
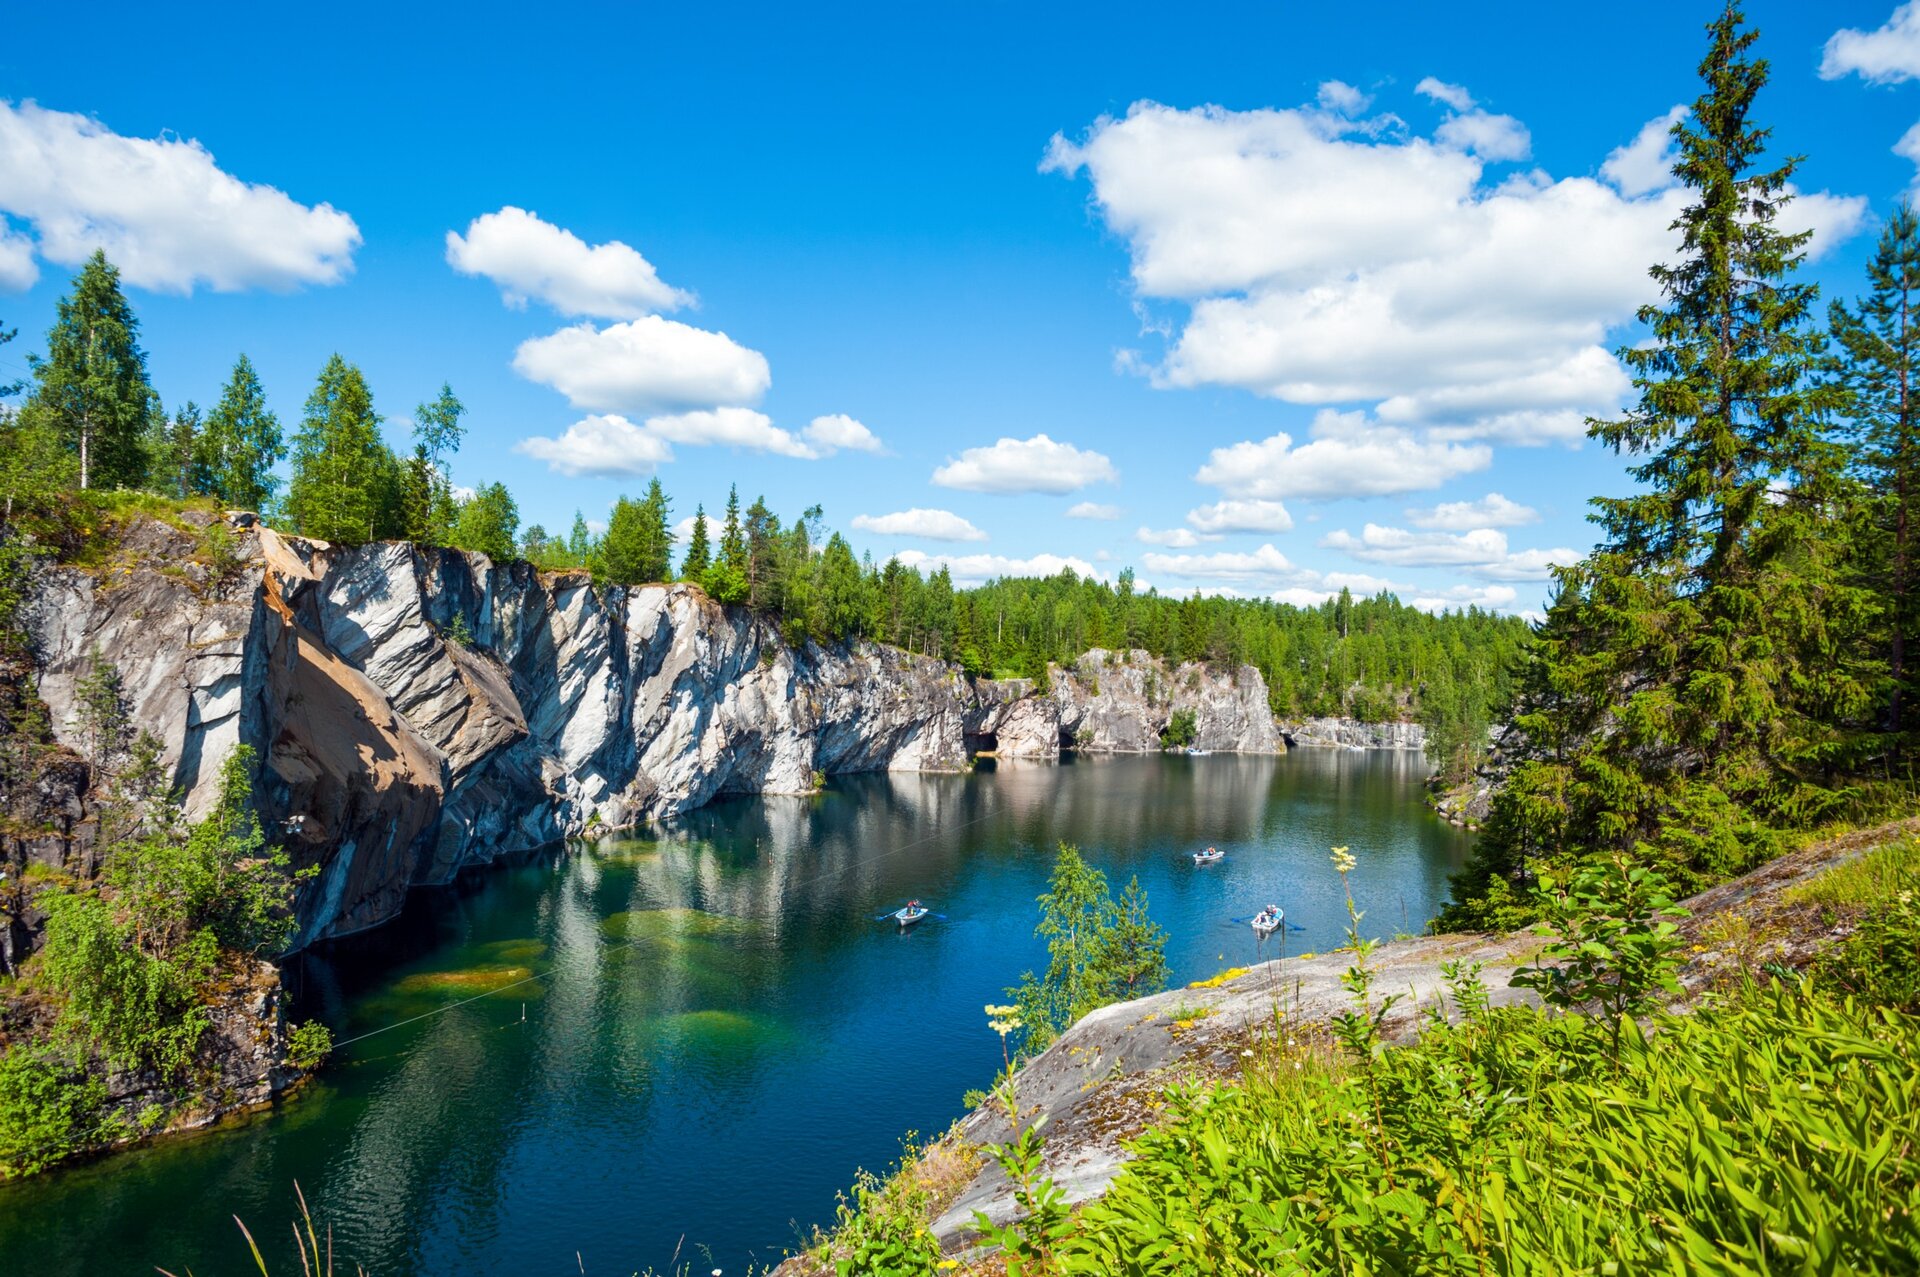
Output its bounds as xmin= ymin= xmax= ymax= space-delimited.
xmin=709 ymin=485 xmax=749 ymax=604
xmin=1830 ymin=202 xmax=1920 ymax=758
xmin=567 ymin=511 xmax=592 ymax=565
xmin=681 ymin=504 xmax=712 ymax=582
xmin=636 ymin=478 xmax=674 ymax=582
xmin=285 ymin=355 xmax=385 ymax=543
xmin=1508 ymin=4 xmax=1872 ymax=887
xmin=596 ymin=495 xmax=649 ymax=586
xmin=0 ymin=319 xmax=21 ymax=399
xmin=197 ymin=355 xmax=283 ymax=512
xmin=24 ymin=252 xmax=155 ymax=490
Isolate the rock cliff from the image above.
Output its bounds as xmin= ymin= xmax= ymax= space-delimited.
xmin=25 ymin=518 xmax=1284 ymax=947
xmin=1280 ymin=716 xmax=1427 ymax=751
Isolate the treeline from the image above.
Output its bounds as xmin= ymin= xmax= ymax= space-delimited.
xmin=1442 ymin=8 xmax=1920 ymax=926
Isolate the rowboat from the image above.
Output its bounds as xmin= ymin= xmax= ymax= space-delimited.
xmin=1251 ymin=907 xmax=1283 ymax=936
xmin=893 ymin=903 xmax=930 ymax=927
xmin=1193 ymin=847 xmax=1224 ymax=866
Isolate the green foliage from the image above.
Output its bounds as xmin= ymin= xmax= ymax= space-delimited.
xmin=446 ymin=612 xmax=473 ymax=647
xmin=286 ymin=1020 xmax=333 ymax=1072
xmin=451 ymin=481 xmax=519 ymax=562
xmin=1804 ymin=841 xmax=1920 ymax=1012
xmin=972 ymin=1120 xmax=1072 ymax=1275
xmin=284 ymin=354 xmax=386 ymax=543
xmin=1008 ymin=844 xmax=1168 ymax=1054
xmin=1789 ymin=835 xmax=1920 ymax=909
xmin=1510 ymin=856 xmax=1688 ymax=1058
xmin=1052 ymin=986 xmax=1920 ymax=1275
xmin=680 ymin=504 xmax=712 ymax=582
xmin=1159 ymin=707 xmax=1197 ymax=749
xmin=595 ymin=480 xmax=674 ymax=585
xmin=196 ymin=354 xmax=283 ymax=513
xmin=23 ymin=251 xmax=156 ymax=491
xmin=0 ymin=1044 xmax=113 ymax=1180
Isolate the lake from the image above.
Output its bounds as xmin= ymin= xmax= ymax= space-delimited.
xmin=0 ymin=750 xmax=1469 ymax=1276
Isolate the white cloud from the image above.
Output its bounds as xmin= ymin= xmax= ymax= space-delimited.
xmin=1317 ymin=80 xmax=1372 ymax=115
xmin=1271 ymin=586 xmax=1337 ymax=608
xmin=0 ymin=226 xmax=33 ymax=291
xmin=851 ymin=508 xmax=988 ymax=541
xmin=1822 ymin=3 xmax=1920 ymax=82
xmin=446 ymin=206 xmax=690 ymax=318
xmin=514 ymin=414 xmax=674 ymax=478
xmin=645 ymin=406 xmax=816 ymax=458
xmin=1066 ymin=501 xmax=1123 ymax=520
xmin=804 ymin=413 xmax=884 ymax=455
xmin=1185 ymin=498 xmax=1294 ymax=534
xmin=1136 ymin=526 xmax=1213 ymax=548
xmin=1194 ymin=410 xmax=1490 ymax=500
xmin=512 ymin=316 xmax=771 ymax=413
xmin=1602 ymin=106 xmax=1688 ymax=198
xmin=931 ymin=433 xmax=1118 ymax=494
xmin=1320 ymin=522 xmax=1580 ymax=580
xmin=890 ymin=549 xmax=1102 ymax=587
xmin=1409 ymin=583 xmax=1519 ymax=613
xmin=0 ymin=99 xmax=359 ymax=293
xmin=1435 ymin=110 xmax=1530 ymax=163
xmin=1141 ymin=543 xmax=1298 ymax=582
xmin=1405 ymin=492 xmax=1538 ymax=530
xmin=1044 ymin=94 xmax=1866 ymax=455
xmin=1414 ymin=78 xmax=1476 ymax=112
xmin=672 ymin=512 xmax=708 ymax=545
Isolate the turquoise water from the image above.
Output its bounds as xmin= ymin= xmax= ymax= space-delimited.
xmin=0 ymin=751 xmax=1468 ymax=1276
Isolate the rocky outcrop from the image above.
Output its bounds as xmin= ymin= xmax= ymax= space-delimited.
xmin=1280 ymin=716 xmax=1427 ymax=751
xmin=26 ymin=521 xmax=1284 ymax=949
xmin=1052 ymin=650 xmax=1282 ymax=754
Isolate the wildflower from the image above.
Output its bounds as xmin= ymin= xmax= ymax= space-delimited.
xmin=1241 ymin=1048 xmax=1253 ymax=1058
xmin=1330 ymin=845 xmax=1357 ymax=875
xmin=985 ymin=1004 xmax=1023 ymax=1037
xmin=1293 ymin=1060 xmax=1302 ymax=1070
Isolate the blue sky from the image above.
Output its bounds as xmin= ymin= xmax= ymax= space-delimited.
xmin=3 ymin=1 xmax=1919 ymax=615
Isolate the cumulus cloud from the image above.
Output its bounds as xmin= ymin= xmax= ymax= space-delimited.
xmin=0 ymin=99 xmax=359 ymax=293
xmin=1404 ymin=492 xmax=1538 ymax=530
xmin=1317 ymin=80 xmax=1372 ymax=115
xmin=1194 ymin=410 xmax=1490 ymax=500
xmin=1185 ymin=498 xmax=1294 ymax=534
xmin=890 ymin=549 xmax=1103 ymax=587
xmin=1320 ymin=522 xmax=1580 ymax=579
xmin=804 ymin=413 xmax=884 ymax=454
xmin=1141 ymin=543 xmax=1299 ymax=583
xmin=851 ymin=508 xmax=988 ymax=541
xmin=446 ymin=206 xmax=691 ymax=318
xmin=0 ymin=226 xmax=34 ymax=291
xmin=1066 ymin=501 xmax=1123 ymax=520
xmin=645 ymin=407 xmax=816 ymax=457
xmin=1602 ymin=106 xmax=1688 ymax=198
xmin=931 ymin=433 xmax=1118 ymax=494
xmin=1408 ymin=583 xmax=1520 ymax=613
xmin=1822 ymin=3 xmax=1920 ymax=82
xmin=1136 ymin=526 xmax=1213 ymax=548
xmin=1043 ymin=93 xmax=1866 ymax=451
xmin=512 ymin=316 xmax=771 ymax=413
xmin=513 ymin=414 xmax=674 ymax=478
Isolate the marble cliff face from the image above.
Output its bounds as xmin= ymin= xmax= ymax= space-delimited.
xmin=28 ymin=517 xmax=1283 ymax=945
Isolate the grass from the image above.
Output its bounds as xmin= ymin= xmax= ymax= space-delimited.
xmin=1787 ymin=836 xmax=1920 ymax=909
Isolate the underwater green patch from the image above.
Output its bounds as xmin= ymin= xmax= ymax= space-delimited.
xmin=600 ymin=908 xmax=756 ymax=943
xmin=388 ymin=966 xmax=538 ymax=995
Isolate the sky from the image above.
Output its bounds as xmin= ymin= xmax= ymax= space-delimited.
xmin=4 ymin=1 xmax=1920 ymax=618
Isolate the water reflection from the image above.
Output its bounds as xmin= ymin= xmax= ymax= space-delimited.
xmin=0 ymin=752 xmax=1466 ymax=1277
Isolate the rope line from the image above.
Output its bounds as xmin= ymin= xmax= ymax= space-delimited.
xmin=325 ymin=800 xmax=1010 ymax=1054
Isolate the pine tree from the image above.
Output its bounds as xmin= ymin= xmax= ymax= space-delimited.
xmin=401 ymin=446 xmax=436 ymax=544
xmin=24 ymin=252 xmax=155 ymax=490
xmin=197 ymin=355 xmax=283 ymax=512
xmin=636 ymin=478 xmax=674 ymax=582
xmin=285 ymin=355 xmax=386 ymax=543
xmin=567 ymin=511 xmax=592 ymax=565
xmin=0 ymin=319 xmax=21 ymax=399
xmin=1830 ymin=202 xmax=1920 ymax=758
xmin=147 ymin=402 xmax=202 ymax=499
xmin=708 ymin=485 xmax=749 ymax=604
xmin=681 ymin=504 xmax=712 ymax=582
xmin=1508 ymin=4 xmax=1872 ymax=887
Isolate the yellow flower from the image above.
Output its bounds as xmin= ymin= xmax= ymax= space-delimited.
xmin=1330 ymin=845 xmax=1357 ymax=874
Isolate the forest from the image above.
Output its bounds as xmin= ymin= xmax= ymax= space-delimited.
xmin=0 ymin=258 xmax=1529 ymax=780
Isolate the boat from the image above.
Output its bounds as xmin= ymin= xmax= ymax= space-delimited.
xmin=892 ymin=901 xmax=931 ymax=927
xmin=1251 ymin=905 xmax=1283 ymax=936
xmin=1192 ymin=846 xmax=1224 ymax=866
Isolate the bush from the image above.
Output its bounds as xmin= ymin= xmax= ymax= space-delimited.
xmin=286 ymin=1020 xmax=332 ymax=1072
xmin=0 ymin=1045 xmax=113 ymax=1179
xmin=1159 ymin=709 xmax=1197 ymax=749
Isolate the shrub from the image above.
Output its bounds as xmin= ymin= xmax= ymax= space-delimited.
xmin=286 ymin=1020 xmax=332 ymax=1072
xmin=0 ymin=1045 xmax=112 ymax=1179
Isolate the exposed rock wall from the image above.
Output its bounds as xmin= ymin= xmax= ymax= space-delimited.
xmin=1280 ymin=716 xmax=1427 ymax=752
xmin=26 ymin=521 xmax=1282 ymax=948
